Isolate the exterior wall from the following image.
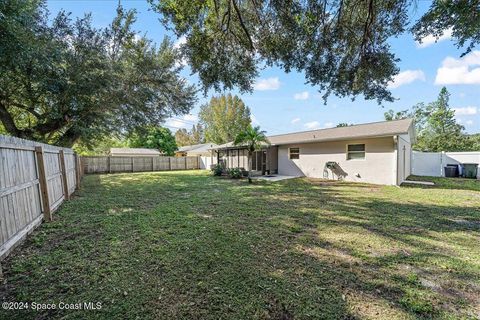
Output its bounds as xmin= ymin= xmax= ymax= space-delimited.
xmin=396 ymin=133 xmax=412 ymax=184
xmin=277 ymin=137 xmax=397 ymax=185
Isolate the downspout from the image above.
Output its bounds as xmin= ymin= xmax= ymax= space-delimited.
xmin=393 ymin=135 xmax=399 ymax=186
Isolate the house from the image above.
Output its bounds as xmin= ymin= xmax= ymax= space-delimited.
xmin=175 ymin=143 xmax=218 ymax=157
xmin=109 ymin=148 xmax=162 ymax=157
xmin=175 ymin=143 xmax=218 ymax=169
xmin=212 ymin=118 xmax=415 ymax=185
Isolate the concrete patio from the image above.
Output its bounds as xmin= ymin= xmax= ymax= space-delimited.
xmin=251 ymin=174 xmax=299 ymax=182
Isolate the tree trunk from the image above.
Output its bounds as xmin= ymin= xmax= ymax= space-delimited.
xmin=0 ymin=101 xmax=22 ymax=137
xmin=248 ymin=151 xmax=252 ymax=183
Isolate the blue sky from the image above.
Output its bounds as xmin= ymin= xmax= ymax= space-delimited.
xmin=47 ymin=0 xmax=479 ymax=135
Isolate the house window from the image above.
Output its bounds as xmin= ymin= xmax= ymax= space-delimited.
xmin=347 ymin=144 xmax=365 ymax=160
xmin=289 ymin=147 xmax=300 ymax=159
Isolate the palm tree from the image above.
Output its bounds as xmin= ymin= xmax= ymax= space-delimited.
xmin=234 ymin=125 xmax=269 ymax=183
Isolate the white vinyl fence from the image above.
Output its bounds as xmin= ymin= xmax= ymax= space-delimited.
xmin=412 ymin=151 xmax=480 ymax=178
xmin=199 ymin=155 xmax=217 ymax=169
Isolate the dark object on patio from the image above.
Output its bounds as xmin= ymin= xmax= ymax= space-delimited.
xmin=444 ymin=166 xmax=457 ymax=178
xmin=446 ymin=164 xmax=459 ymax=177
xmin=463 ymin=163 xmax=478 ymax=179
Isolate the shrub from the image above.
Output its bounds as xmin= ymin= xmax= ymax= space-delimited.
xmin=211 ymin=164 xmax=223 ymax=176
xmin=227 ymin=167 xmax=242 ymax=179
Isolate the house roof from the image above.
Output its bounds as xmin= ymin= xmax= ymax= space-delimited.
xmin=212 ymin=118 xmax=414 ymax=149
xmin=178 ymin=143 xmax=218 ymax=153
xmin=268 ymin=118 xmax=414 ymax=145
xmin=109 ymin=148 xmax=161 ymax=155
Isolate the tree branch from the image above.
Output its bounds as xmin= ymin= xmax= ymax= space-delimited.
xmin=231 ymin=0 xmax=254 ymax=50
xmin=0 ymin=101 xmax=22 ymax=137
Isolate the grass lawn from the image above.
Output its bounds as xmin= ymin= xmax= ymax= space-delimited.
xmin=1 ymin=171 xmax=479 ymax=319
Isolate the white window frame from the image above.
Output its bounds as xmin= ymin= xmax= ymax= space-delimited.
xmin=289 ymin=147 xmax=300 ymax=160
xmin=346 ymin=144 xmax=366 ymax=160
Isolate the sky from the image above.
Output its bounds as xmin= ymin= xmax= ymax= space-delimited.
xmin=46 ymin=0 xmax=480 ymax=135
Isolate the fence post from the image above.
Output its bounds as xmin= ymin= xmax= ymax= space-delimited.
xmin=184 ymin=157 xmax=187 ymax=170
xmin=59 ymin=150 xmax=70 ymax=201
xmin=151 ymin=157 xmax=154 ymax=171
xmin=169 ymin=157 xmax=172 ymax=171
xmin=131 ymin=157 xmax=134 ymax=172
xmin=35 ymin=146 xmax=52 ymax=222
xmin=108 ymin=156 xmax=111 ymax=174
xmin=74 ymin=154 xmax=81 ymax=190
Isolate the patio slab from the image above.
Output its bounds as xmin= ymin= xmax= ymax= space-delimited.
xmin=251 ymin=174 xmax=299 ymax=182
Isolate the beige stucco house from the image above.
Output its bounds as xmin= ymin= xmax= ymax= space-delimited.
xmin=175 ymin=143 xmax=218 ymax=169
xmin=212 ymin=118 xmax=415 ymax=185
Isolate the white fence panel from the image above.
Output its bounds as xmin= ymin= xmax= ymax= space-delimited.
xmin=412 ymin=152 xmax=443 ymax=177
xmin=199 ymin=156 xmax=216 ymax=169
xmin=412 ymin=151 xmax=480 ymax=178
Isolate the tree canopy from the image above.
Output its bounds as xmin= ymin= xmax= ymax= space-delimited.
xmin=199 ymin=94 xmax=251 ymax=144
xmin=384 ymin=87 xmax=473 ymax=152
xmin=175 ymin=124 xmax=205 ymax=146
xmin=129 ymin=126 xmax=178 ymax=156
xmin=149 ymin=0 xmax=480 ymax=104
xmin=0 ymin=0 xmax=196 ymax=147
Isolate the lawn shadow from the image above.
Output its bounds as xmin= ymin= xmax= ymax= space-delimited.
xmin=0 ymin=173 xmax=478 ymax=319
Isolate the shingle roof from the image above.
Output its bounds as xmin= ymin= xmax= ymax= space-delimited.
xmin=268 ymin=118 xmax=414 ymax=145
xmin=109 ymin=148 xmax=161 ymax=155
xmin=212 ymin=119 xmax=414 ymax=149
xmin=178 ymin=143 xmax=217 ymax=153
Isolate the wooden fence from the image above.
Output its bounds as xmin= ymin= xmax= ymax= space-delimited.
xmin=82 ymin=156 xmax=200 ymax=174
xmin=0 ymin=135 xmax=83 ymax=260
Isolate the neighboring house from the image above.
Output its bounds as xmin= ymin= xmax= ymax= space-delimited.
xmin=175 ymin=143 xmax=218 ymax=169
xmin=212 ymin=118 xmax=415 ymax=185
xmin=109 ymin=148 xmax=162 ymax=157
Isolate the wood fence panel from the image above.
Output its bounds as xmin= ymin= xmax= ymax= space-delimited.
xmin=110 ymin=157 xmax=132 ymax=173
xmin=44 ymin=151 xmax=64 ymax=212
xmin=0 ymin=135 xmax=80 ymax=260
xmin=84 ymin=156 xmax=108 ymax=174
xmin=186 ymin=156 xmax=199 ymax=169
xmin=82 ymin=156 xmax=201 ymax=174
xmin=132 ymin=157 xmax=152 ymax=172
xmin=153 ymin=157 xmax=170 ymax=171
xmin=170 ymin=157 xmax=185 ymax=170
xmin=65 ymin=153 xmax=77 ymax=195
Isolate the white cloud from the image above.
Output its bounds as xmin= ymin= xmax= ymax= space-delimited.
xmin=291 ymin=118 xmax=301 ymax=124
xmin=173 ymin=35 xmax=187 ymax=49
xmin=293 ymin=91 xmax=309 ymax=100
xmin=416 ymin=28 xmax=453 ymax=48
xmin=165 ymin=114 xmax=198 ymax=129
xmin=435 ymin=51 xmax=480 ymax=85
xmin=454 ymin=106 xmax=477 ymax=116
xmin=251 ymin=114 xmax=260 ymax=125
xmin=387 ymin=70 xmax=426 ymax=89
xmin=253 ymin=77 xmax=280 ymax=91
xmin=304 ymin=121 xmax=320 ymax=129
xmin=324 ymin=122 xmax=334 ymax=128
xmin=466 ymin=120 xmax=474 ymax=125
xmin=173 ymin=36 xmax=188 ymax=67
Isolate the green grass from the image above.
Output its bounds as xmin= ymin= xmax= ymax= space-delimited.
xmin=1 ymin=171 xmax=479 ymax=319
